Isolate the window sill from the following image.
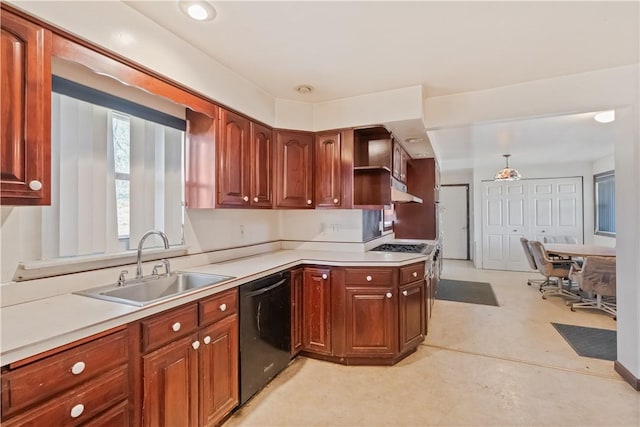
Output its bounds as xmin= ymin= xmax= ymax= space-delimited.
xmin=15 ymin=246 xmax=189 ymax=281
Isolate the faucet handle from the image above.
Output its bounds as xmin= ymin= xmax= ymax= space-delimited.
xmin=152 ymin=259 xmax=171 ymax=276
xmin=117 ymin=270 xmax=128 ymax=286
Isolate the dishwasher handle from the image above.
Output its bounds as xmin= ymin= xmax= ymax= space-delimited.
xmin=243 ymin=278 xmax=288 ymax=297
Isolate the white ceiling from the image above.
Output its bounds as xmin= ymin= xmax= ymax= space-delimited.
xmin=123 ymin=0 xmax=637 ymax=170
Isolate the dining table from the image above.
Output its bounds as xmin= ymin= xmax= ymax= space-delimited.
xmin=543 ymin=243 xmax=616 ymax=258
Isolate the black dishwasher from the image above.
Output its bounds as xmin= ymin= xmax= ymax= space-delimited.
xmin=239 ymin=271 xmax=291 ymax=405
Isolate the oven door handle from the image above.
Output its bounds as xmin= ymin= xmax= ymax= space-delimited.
xmin=243 ymin=278 xmax=287 ymax=297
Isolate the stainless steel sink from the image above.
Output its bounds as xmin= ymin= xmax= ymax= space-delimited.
xmin=75 ymin=272 xmax=235 ymax=306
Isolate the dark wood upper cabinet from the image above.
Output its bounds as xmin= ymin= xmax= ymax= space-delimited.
xmin=217 ymin=108 xmax=251 ymax=207
xmin=185 ymin=108 xmax=217 ymax=209
xmin=275 ymin=130 xmax=314 ymax=208
xmin=394 ymin=158 xmax=438 ymax=239
xmin=314 ymin=130 xmax=353 ymax=209
xmin=1 ymin=10 xmax=52 ymax=205
xmin=249 ymin=122 xmax=273 ymax=208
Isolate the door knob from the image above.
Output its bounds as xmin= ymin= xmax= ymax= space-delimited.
xmin=307 ymin=199 xmax=312 ymax=205
xmin=333 ymin=198 xmax=339 ymax=204
xmin=402 ymin=290 xmax=408 ymax=296
xmin=192 ymin=340 xmax=200 ymax=350
xmin=204 ymin=336 xmax=211 ymax=345
xmin=28 ymin=180 xmax=42 ymax=191
xmin=322 ymin=273 xmax=328 ymax=280
xmin=386 ymin=292 xmax=392 ymax=298
xmin=243 ymin=196 xmax=249 ymax=202
xmin=254 ymin=197 xmax=259 ymax=202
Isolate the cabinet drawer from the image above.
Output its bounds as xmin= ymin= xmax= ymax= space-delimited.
xmin=141 ymin=304 xmax=198 ymax=352
xmin=83 ymin=400 xmax=129 ymax=427
xmin=400 ymin=263 xmax=425 ymax=285
xmin=344 ymin=268 xmax=395 ymax=285
xmin=199 ymin=288 xmax=237 ymax=326
xmin=1 ymin=330 xmax=128 ymax=416
xmin=2 ymin=366 xmax=128 ymax=427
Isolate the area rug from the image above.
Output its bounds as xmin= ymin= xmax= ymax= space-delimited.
xmin=551 ymin=323 xmax=616 ymax=361
xmin=436 ymin=279 xmax=499 ymax=306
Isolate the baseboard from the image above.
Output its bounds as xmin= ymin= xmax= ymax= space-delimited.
xmin=614 ymin=360 xmax=640 ymax=391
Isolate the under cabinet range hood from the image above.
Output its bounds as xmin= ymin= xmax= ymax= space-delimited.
xmin=391 ymin=176 xmax=423 ymax=203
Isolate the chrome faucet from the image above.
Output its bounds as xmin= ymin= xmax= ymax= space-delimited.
xmin=136 ymin=230 xmax=171 ymax=279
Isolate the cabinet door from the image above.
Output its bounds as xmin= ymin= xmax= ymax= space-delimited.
xmin=400 ymin=148 xmax=408 ymax=183
xmin=275 ymin=131 xmax=314 ymax=208
xmin=217 ymin=108 xmax=250 ymax=207
xmin=290 ymin=268 xmax=304 ymax=356
xmin=315 ymin=131 xmax=342 ymax=208
xmin=250 ymin=122 xmax=272 ymax=207
xmin=1 ymin=11 xmax=51 ymax=205
xmin=302 ymin=268 xmax=332 ymax=354
xmin=392 ymin=142 xmax=402 ymax=181
xmin=399 ymin=281 xmax=425 ymax=353
xmin=344 ymin=286 xmax=395 ymax=357
xmin=200 ymin=314 xmax=238 ymax=427
xmin=186 ymin=109 xmax=216 ymax=208
xmin=142 ymin=334 xmax=199 ymax=427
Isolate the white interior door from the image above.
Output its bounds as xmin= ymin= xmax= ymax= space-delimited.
xmin=482 ymin=178 xmax=584 ymax=271
xmin=530 ymin=178 xmax=583 ymax=243
xmin=440 ymin=185 xmax=468 ymax=259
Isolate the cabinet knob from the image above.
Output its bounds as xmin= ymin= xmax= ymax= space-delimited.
xmin=366 ymin=275 xmax=372 ymax=282
xmin=322 ymin=273 xmax=328 ymax=280
xmin=243 ymin=196 xmax=249 ymax=202
xmin=333 ymin=198 xmax=339 ymax=204
xmin=219 ymin=303 xmax=227 ymax=312
xmin=192 ymin=340 xmax=200 ymax=350
xmin=204 ymin=336 xmax=211 ymax=345
xmin=70 ymin=404 xmax=84 ymax=418
xmin=28 ymin=180 xmax=42 ymax=191
xmin=172 ymin=322 xmax=181 ymax=332
xmin=402 ymin=290 xmax=409 ymax=296
xmin=254 ymin=197 xmax=259 ymax=202
xmin=386 ymin=292 xmax=392 ymax=298
xmin=307 ymin=199 xmax=312 ymax=205
xmin=71 ymin=361 xmax=86 ymax=375
xmin=412 ymin=272 xmax=418 ymax=278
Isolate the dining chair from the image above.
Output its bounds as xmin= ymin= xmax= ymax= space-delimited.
xmin=519 ymin=237 xmax=549 ymax=289
xmin=569 ymin=256 xmax=617 ymax=319
xmin=528 ymin=241 xmax=579 ymax=300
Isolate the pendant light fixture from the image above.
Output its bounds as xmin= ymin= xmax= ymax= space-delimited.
xmin=494 ymin=154 xmax=522 ymax=181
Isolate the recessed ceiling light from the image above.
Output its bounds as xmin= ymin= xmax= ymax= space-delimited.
xmin=405 ymin=138 xmax=421 ymax=144
xmin=179 ymin=1 xmax=216 ymax=21
xmin=294 ymin=85 xmax=314 ymax=94
xmin=594 ymin=110 xmax=615 ymax=123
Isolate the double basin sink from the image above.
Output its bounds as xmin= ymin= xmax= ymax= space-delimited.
xmin=75 ymin=272 xmax=235 ymax=307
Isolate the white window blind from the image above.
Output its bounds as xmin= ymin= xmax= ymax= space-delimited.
xmin=595 ymin=171 xmax=615 ymax=236
xmin=43 ymin=92 xmax=184 ymax=259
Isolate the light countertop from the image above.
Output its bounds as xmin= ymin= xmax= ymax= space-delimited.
xmin=1 ymin=249 xmax=430 ymax=366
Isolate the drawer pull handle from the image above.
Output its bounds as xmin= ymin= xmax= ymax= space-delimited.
xmin=366 ymin=275 xmax=372 ymax=282
xmin=172 ymin=322 xmax=181 ymax=332
xmin=204 ymin=336 xmax=211 ymax=345
xmin=322 ymin=273 xmax=328 ymax=280
xmin=333 ymin=198 xmax=339 ymax=204
xmin=71 ymin=361 xmax=86 ymax=375
xmin=219 ymin=303 xmax=227 ymax=312
xmin=192 ymin=340 xmax=200 ymax=350
xmin=386 ymin=292 xmax=392 ymax=298
xmin=28 ymin=180 xmax=43 ymax=191
xmin=412 ymin=272 xmax=418 ymax=278
xmin=307 ymin=199 xmax=312 ymax=205
xmin=243 ymin=196 xmax=249 ymax=202
xmin=254 ymin=197 xmax=259 ymax=202
xmin=402 ymin=290 xmax=409 ymax=296
xmin=70 ymin=404 xmax=84 ymax=418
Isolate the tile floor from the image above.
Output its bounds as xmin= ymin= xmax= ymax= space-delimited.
xmin=225 ymin=260 xmax=639 ymax=426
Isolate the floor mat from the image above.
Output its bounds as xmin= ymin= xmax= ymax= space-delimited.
xmin=551 ymin=323 xmax=617 ymax=361
xmin=436 ymin=279 xmax=499 ymax=306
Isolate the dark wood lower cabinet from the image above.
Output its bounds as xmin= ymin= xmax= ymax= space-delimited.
xmin=344 ymin=286 xmax=395 ymax=357
xmin=142 ymin=334 xmax=199 ymax=427
xmin=200 ymin=314 xmax=239 ymax=427
xmin=301 ymin=263 xmax=427 ymax=365
xmin=399 ymin=280 xmax=425 ymax=353
xmin=290 ymin=268 xmax=304 ymax=356
xmin=302 ymin=267 xmax=332 ymax=355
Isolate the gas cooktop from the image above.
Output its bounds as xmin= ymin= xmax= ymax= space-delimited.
xmin=370 ymin=243 xmax=430 ymax=254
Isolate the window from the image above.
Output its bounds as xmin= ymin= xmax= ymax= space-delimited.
xmin=43 ymin=77 xmax=185 ymax=259
xmin=594 ymin=171 xmax=615 ymax=236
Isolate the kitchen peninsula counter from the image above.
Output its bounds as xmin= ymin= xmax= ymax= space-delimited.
xmin=1 ymin=248 xmax=432 ymax=365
